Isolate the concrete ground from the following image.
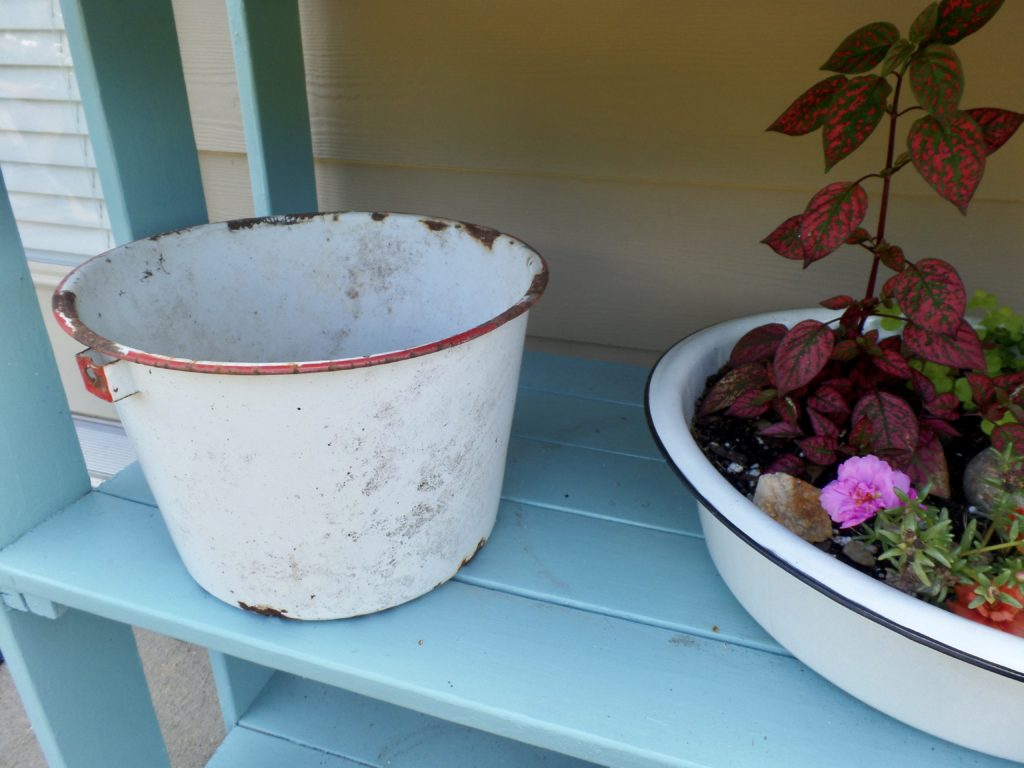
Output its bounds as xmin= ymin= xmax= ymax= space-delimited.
xmin=1 ymin=629 xmax=224 ymax=767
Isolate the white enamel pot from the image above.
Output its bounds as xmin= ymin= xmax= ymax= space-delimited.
xmin=54 ymin=212 xmax=547 ymax=620
xmin=646 ymin=309 xmax=1024 ymax=762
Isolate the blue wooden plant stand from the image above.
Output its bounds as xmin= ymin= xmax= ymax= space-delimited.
xmin=0 ymin=2 xmax=1017 ymax=766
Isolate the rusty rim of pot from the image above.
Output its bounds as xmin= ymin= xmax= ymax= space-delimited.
xmin=52 ymin=211 xmax=548 ymax=375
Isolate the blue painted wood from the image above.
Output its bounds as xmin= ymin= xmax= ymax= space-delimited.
xmin=240 ymin=673 xmax=598 ymax=766
xmin=512 ymin=389 xmax=663 ymax=459
xmin=0 ymin=607 xmax=169 ymax=767
xmin=96 ymin=463 xmax=768 ymax=649
xmin=208 ymin=651 xmax=275 ymax=728
xmin=206 ymin=728 xmax=363 ymax=768
xmin=70 ymin=474 xmax=774 ymax=653
xmin=2 ymin=354 xmax=1017 ymax=767
xmin=94 ymin=461 xmax=150 ymax=504
xmin=503 ymin=437 xmax=699 ymax=534
xmin=460 ymin=501 xmax=780 ymax=653
xmin=58 ymin=0 xmax=207 ymax=242
xmin=519 ymin=351 xmax=648 ymax=406
xmin=0 ymin=169 xmax=89 ymax=548
xmin=227 ymin=0 xmax=318 ymax=216
xmin=0 ymin=491 xmax=1014 ymax=767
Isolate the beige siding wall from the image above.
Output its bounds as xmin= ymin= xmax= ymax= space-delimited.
xmin=34 ymin=0 xmax=1024 ymax=418
xmin=176 ymin=1 xmax=1024 ymax=358
xmin=174 ymin=0 xmax=1024 ymax=360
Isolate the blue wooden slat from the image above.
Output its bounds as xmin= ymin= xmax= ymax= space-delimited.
xmin=0 ymin=169 xmax=89 ymax=549
xmin=503 ymin=438 xmax=698 ymax=533
xmin=0 ymin=496 xmax=1011 ymax=768
xmin=208 ymin=652 xmax=275 ymax=729
xmin=519 ymin=351 xmax=648 ymax=406
xmin=0 ymin=607 xmax=169 ymax=768
xmin=513 ymin=389 xmax=662 ymax=459
xmin=59 ymin=0 xmax=207 ymax=242
xmin=460 ymin=501 xmax=780 ymax=652
xmin=227 ymin=0 xmax=318 ymax=216
xmin=93 ymin=462 xmax=767 ymax=650
xmin=207 ymin=727 xmax=363 ymax=768
xmin=240 ymin=673 xmax=597 ymax=767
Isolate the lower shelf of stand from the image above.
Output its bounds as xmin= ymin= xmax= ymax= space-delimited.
xmin=208 ymin=672 xmax=595 ymax=768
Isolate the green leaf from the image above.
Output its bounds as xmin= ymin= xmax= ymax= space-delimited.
xmin=925 ymin=546 xmax=952 ymax=567
xmin=998 ymin=591 xmax=1024 ymax=609
xmin=909 ymin=45 xmax=963 ymax=123
xmin=934 ymin=0 xmax=1005 ymax=44
xmin=822 ymin=76 xmax=892 ymax=170
xmin=912 ymin=558 xmax=932 ymax=586
xmin=907 ymin=113 xmax=987 ymax=213
xmin=799 ymin=182 xmax=869 ymax=265
xmin=910 ymin=3 xmax=940 ymax=44
xmin=953 ymin=376 xmax=975 ymax=407
xmin=767 ymin=76 xmax=849 ymax=136
xmin=880 ymin=39 xmax=915 ymax=78
xmin=821 ymin=22 xmax=900 ymax=74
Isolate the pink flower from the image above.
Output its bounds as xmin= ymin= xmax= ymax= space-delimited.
xmin=820 ymin=455 xmax=915 ymax=529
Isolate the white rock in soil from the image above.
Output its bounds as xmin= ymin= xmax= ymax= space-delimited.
xmin=753 ymin=473 xmax=833 ymax=543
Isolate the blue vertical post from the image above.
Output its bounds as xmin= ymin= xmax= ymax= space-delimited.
xmin=0 ymin=173 xmax=89 ymax=547
xmin=209 ymin=652 xmax=275 ymax=727
xmin=0 ymin=608 xmax=171 ymax=768
xmin=0 ymin=1 xmax=216 ymax=763
xmin=209 ymin=0 xmax=320 ymax=725
xmin=60 ymin=0 xmax=208 ymax=243
xmin=227 ymin=0 xmax=318 ymax=216
xmin=0 ymin=168 xmax=169 ymax=766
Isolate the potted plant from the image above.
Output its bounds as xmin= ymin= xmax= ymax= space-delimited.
xmin=646 ymin=1 xmax=1023 ymax=761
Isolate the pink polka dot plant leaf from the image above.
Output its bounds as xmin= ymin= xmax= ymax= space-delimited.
xmin=821 ymin=77 xmax=891 ymax=172
xmin=820 ymin=22 xmax=900 ymax=75
xmin=907 ymin=113 xmax=986 ymax=214
xmin=694 ymin=0 xmax=1024 ymax=634
xmin=908 ymin=44 xmax=963 ymax=124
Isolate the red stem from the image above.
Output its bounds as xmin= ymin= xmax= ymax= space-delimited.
xmin=864 ymin=73 xmax=904 ymax=302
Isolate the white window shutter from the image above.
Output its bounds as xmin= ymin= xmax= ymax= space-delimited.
xmin=1 ymin=0 xmax=114 ymax=265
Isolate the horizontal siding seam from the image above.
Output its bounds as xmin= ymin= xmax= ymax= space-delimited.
xmin=307 ymin=155 xmax=1024 ymax=204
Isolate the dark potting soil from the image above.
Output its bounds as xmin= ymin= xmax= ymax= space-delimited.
xmin=691 ymin=371 xmax=991 ymax=578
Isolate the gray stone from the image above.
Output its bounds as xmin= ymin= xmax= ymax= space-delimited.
xmin=963 ymin=448 xmax=1024 ymax=515
xmin=842 ymin=540 xmax=878 ymax=568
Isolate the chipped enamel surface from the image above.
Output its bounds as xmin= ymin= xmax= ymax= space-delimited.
xmin=52 ymin=211 xmax=546 ymax=619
